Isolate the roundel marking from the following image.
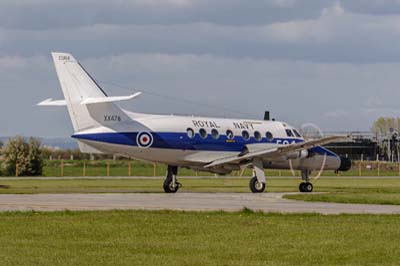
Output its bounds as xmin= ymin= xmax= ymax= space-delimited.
xmin=136 ymin=132 xmax=154 ymax=148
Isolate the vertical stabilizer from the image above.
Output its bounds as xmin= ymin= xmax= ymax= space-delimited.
xmin=51 ymin=52 xmax=128 ymax=132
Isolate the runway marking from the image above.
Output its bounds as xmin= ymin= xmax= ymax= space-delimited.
xmin=0 ymin=193 xmax=399 ymax=214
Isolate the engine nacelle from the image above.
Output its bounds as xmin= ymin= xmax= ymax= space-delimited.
xmin=286 ymin=149 xmax=309 ymax=160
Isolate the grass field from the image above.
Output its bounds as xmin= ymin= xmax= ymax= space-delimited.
xmin=281 ymin=178 xmax=400 ymax=205
xmin=0 ymin=210 xmax=399 ymax=266
xmin=1 ymin=177 xmax=400 ymax=206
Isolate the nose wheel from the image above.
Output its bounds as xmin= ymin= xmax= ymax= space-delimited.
xmin=299 ymin=182 xmax=313 ymax=193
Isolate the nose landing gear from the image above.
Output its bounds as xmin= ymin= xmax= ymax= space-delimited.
xmin=299 ymin=170 xmax=313 ymax=193
xmin=299 ymin=182 xmax=313 ymax=193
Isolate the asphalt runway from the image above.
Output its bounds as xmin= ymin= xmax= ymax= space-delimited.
xmin=1 ymin=192 xmax=400 ymax=214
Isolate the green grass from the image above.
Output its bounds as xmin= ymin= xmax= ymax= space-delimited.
xmin=286 ymin=192 xmax=400 ymax=205
xmin=0 ymin=210 xmax=399 ymax=266
xmin=282 ymin=178 xmax=400 ymax=205
xmin=2 ymin=177 xmax=400 ymax=206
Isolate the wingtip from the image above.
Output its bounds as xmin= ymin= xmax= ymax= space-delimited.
xmin=37 ymin=98 xmax=52 ymax=106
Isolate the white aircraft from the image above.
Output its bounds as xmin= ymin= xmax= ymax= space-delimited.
xmin=39 ymin=52 xmax=351 ymax=193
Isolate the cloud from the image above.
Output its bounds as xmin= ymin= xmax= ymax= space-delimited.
xmin=2 ymin=51 xmax=400 ymax=137
xmin=3 ymin=5 xmax=400 ymax=64
xmin=0 ymin=0 xmax=328 ymax=30
xmin=3 ymin=1 xmax=400 ymax=137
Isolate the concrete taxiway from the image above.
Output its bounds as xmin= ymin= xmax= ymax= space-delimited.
xmin=0 ymin=192 xmax=399 ymax=214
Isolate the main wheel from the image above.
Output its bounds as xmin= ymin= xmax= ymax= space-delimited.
xmin=163 ymin=177 xmax=180 ymax=193
xmin=299 ymin=182 xmax=306 ymax=192
xmin=249 ymin=176 xmax=266 ymax=193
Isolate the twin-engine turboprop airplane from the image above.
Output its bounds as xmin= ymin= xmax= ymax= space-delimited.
xmin=39 ymin=52 xmax=351 ymax=193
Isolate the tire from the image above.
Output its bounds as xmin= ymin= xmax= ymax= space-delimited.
xmin=249 ymin=176 xmax=266 ymax=193
xmin=299 ymin=182 xmax=306 ymax=192
xmin=163 ymin=177 xmax=179 ymax=193
xmin=305 ymin=182 xmax=313 ymax=193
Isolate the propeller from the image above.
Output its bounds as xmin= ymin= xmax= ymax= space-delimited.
xmin=288 ymin=153 xmax=327 ymax=180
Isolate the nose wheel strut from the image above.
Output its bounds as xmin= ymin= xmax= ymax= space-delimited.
xmin=299 ymin=170 xmax=313 ymax=193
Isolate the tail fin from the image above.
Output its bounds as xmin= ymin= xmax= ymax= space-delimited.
xmin=51 ymin=52 xmax=129 ymax=132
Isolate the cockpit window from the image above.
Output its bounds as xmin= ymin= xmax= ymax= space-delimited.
xmin=285 ymin=129 xmax=294 ymax=137
xmin=293 ymin=129 xmax=302 ymax=138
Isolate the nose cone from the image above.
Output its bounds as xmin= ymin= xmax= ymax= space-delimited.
xmin=338 ymin=156 xmax=352 ymax=172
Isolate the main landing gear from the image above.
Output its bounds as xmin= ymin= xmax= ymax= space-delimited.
xmin=249 ymin=158 xmax=266 ymax=193
xmin=299 ymin=170 xmax=313 ymax=193
xmin=163 ymin=165 xmax=182 ymax=193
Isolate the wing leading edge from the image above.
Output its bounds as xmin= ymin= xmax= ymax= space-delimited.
xmin=204 ymin=135 xmax=350 ymax=168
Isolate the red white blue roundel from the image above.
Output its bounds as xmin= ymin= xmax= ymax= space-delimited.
xmin=136 ymin=132 xmax=153 ymax=148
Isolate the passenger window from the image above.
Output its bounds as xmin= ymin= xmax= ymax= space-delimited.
xmin=266 ymin=132 xmax=274 ymax=141
xmin=199 ymin=128 xmax=208 ymax=139
xmin=293 ymin=129 xmax=302 ymax=138
xmin=242 ymin=130 xmax=250 ymax=141
xmin=226 ymin=130 xmax=234 ymax=140
xmin=285 ymin=129 xmax=294 ymax=137
xmin=254 ymin=131 xmax=262 ymax=141
xmin=187 ymin=128 xmax=195 ymax=139
xmin=211 ymin=129 xmax=219 ymax=140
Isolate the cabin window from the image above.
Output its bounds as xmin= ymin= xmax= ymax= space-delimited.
xmin=285 ymin=129 xmax=294 ymax=137
xmin=199 ymin=128 xmax=208 ymax=139
xmin=293 ymin=129 xmax=302 ymax=138
xmin=266 ymin=132 xmax=274 ymax=141
xmin=211 ymin=129 xmax=220 ymax=140
xmin=187 ymin=128 xmax=195 ymax=139
xmin=226 ymin=130 xmax=234 ymax=140
xmin=242 ymin=130 xmax=250 ymax=141
xmin=254 ymin=131 xmax=262 ymax=141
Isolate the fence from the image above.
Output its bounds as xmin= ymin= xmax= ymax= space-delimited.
xmin=6 ymin=159 xmax=400 ymax=177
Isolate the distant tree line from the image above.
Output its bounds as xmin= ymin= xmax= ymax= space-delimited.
xmin=371 ymin=117 xmax=400 ymax=139
xmin=0 ymin=137 xmax=43 ymax=176
xmin=0 ymin=137 xmax=125 ymax=176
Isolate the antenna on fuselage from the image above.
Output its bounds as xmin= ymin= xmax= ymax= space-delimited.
xmin=264 ymin=111 xmax=270 ymax=121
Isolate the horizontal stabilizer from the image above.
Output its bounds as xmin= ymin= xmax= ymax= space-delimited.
xmin=37 ymin=98 xmax=67 ymax=106
xmin=80 ymin=92 xmax=142 ymax=105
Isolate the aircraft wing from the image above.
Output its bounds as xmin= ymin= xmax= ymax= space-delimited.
xmin=204 ymin=135 xmax=349 ymax=168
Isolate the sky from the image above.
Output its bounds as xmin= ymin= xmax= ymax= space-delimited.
xmin=2 ymin=0 xmax=400 ymax=137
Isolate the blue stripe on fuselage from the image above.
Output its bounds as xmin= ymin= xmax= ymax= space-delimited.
xmin=72 ymin=132 xmax=338 ymax=156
